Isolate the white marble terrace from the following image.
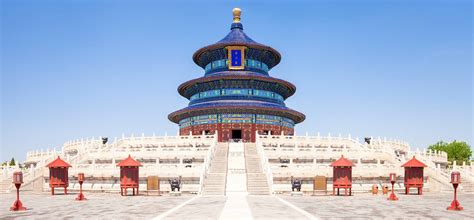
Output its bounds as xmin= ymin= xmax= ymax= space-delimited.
xmin=255 ymin=133 xmax=473 ymax=193
xmin=1 ymin=132 xmax=473 ymax=194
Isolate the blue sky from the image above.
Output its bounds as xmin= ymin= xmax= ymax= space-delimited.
xmin=1 ymin=0 xmax=472 ymax=162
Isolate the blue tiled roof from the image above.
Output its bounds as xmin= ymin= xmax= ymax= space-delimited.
xmin=168 ymin=100 xmax=306 ymax=124
xmin=192 ymin=22 xmax=281 ymax=69
xmin=217 ymin=23 xmax=258 ymax=44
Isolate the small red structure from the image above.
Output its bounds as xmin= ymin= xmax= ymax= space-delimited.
xmin=47 ymin=156 xmax=72 ymax=195
xmin=10 ymin=172 xmax=26 ymax=211
xmin=387 ymin=173 xmax=398 ymax=201
xmin=117 ymin=155 xmax=142 ymax=196
xmin=447 ymin=171 xmax=463 ymax=211
xmin=401 ymin=156 xmax=426 ymax=195
xmin=330 ymin=155 xmax=354 ymax=196
xmin=75 ymin=173 xmax=86 ymax=201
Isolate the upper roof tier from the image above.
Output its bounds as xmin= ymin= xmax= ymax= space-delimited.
xmin=192 ymin=8 xmax=281 ymax=70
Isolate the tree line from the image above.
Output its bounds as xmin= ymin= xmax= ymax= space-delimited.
xmin=428 ymin=140 xmax=472 ymax=163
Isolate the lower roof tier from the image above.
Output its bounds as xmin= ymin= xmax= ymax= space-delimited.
xmin=178 ymin=72 xmax=296 ymax=99
xmin=168 ymin=101 xmax=305 ymax=124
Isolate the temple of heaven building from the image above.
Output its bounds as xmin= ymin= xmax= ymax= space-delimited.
xmin=168 ymin=8 xmax=305 ymax=142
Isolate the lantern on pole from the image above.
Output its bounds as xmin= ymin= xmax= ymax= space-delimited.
xmin=387 ymin=173 xmax=398 ymax=201
xmin=75 ymin=173 xmax=86 ymax=201
xmin=10 ymin=172 xmax=27 ymax=211
xmin=447 ymin=171 xmax=463 ymax=211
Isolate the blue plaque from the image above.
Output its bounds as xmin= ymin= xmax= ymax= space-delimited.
xmin=227 ymin=46 xmax=245 ymax=70
xmin=231 ymin=50 xmax=242 ymax=66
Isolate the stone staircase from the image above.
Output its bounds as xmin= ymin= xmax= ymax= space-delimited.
xmin=461 ymin=176 xmax=474 ymax=193
xmin=202 ymin=143 xmax=229 ymax=196
xmin=244 ymin=143 xmax=270 ymax=195
xmin=0 ymin=178 xmax=12 ymax=193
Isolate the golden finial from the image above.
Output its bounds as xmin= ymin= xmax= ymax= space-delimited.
xmin=233 ymin=8 xmax=241 ymax=23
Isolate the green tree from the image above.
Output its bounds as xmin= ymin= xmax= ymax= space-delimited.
xmin=9 ymin=157 xmax=15 ymax=166
xmin=428 ymin=140 xmax=472 ymax=163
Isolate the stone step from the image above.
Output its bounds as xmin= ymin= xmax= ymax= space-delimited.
xmin=202 ymin=143 xmax=228 ymax=194
xmin=247 ymin=181 xmax=266 ymax=184
xmin=205 ymin=181 xmax=226 ymax=184
xmin=204 ymin=187 xmax=226 ymax=191
xmin=243 ymin=143 xmax=269 ymax=195
xmin=247 ymin=178 xmax=267 ymax=180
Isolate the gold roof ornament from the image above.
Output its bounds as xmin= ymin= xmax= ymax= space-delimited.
xmin=233 ymin=8 xmax=241 ymax=23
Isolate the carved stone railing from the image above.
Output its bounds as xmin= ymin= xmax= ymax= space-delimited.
xmin=255 ymin=133 xmax=274 ymax=194
xmin=198 ymin=136 xmax=218 ymax=194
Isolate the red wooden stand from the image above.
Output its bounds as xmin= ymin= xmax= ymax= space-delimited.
xmin=47 ymin=156 xmax=72 ymax=195
xmin=10 ymin=184 xmax=26 ymax=211
xmin=401 ymin=156 xmax=426 ymax=195
xmin=331 ymin=155 xmax=354 ymax=196
xmin=117 ymin=155 xmax=142 ymax=196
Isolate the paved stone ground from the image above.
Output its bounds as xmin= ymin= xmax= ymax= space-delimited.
xmin=0 ymin=192 xmax=191 ymax=220
xmin=280 ymin=192 xmax=474 ymax=219
xmin=163 ymin=196 xmax=226 ymax=220
xmin=247 ymin=196 xmax=308 ymax=219
xmin=1 ymin=191 xmax=473 ymax=219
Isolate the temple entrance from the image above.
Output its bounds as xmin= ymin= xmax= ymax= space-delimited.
xmin=231 ymin=129 xmax=242 ymax=140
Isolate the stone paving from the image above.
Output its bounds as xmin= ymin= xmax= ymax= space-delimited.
xmin=280 ymin=192 xmax=474 ymax=219
xmin=247 ymin=196 xmax=307 ymax=219
xmin=162 ymin=196 xmax=226 ymax=220
xmin=0 ymin=192 xmax=191 ymax=220
xmin=1 ymin=191 xmax=473 ymax=219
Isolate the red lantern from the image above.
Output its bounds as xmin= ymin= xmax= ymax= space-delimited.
xmin=75 ymin=173 xmax=86 ymax=201
xmin=387 ymin=173 xmax=398 ymax=201
xmin=451 ymin=171 xmax=460 ymax=184
xmin=10 ymin=172 xmax=26 ymax=211
xmin=389 ymin=173 xmax=396 ymax=182
xmin=447 ymin=171 xmax=463 ymax=211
